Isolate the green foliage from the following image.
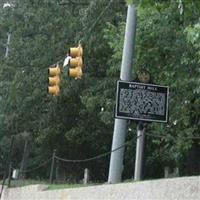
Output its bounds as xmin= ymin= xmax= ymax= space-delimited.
xmin=126 ymin=0 xmax=134 ymax=5
xmin=0 ymin=0 xmax=200 ymax=181
xmin=47 ymin=183 xmax=87 ymax=190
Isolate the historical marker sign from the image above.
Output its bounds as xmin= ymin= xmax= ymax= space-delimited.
xmin=115 ymin=81 xmax=169 ymax=123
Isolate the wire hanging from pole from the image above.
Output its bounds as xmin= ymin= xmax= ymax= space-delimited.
xmin=50 ymin=0 xmax=115 ymax=67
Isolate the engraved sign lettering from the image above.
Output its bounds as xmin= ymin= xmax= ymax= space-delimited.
xmin=115 ymin=81 xmax=169 ymax=123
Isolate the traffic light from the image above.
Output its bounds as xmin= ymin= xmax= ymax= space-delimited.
xmin=68 ymin=44 xmax=83 ymax=79
xmin=48 ymin=65 xmax=61 ymax=96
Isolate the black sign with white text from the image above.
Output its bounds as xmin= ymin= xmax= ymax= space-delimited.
xmin=115 ymin=81 xmax=169 ymax=123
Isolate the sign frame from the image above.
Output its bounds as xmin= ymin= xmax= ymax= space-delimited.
xmin=115 ymin=80 xmax=169 ymax=123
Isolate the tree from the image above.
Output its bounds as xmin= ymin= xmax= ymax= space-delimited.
xmin=0 ymin=0 xmax=199 ymax=182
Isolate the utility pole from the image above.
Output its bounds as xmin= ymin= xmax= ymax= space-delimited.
xmin=49 ymin=149 xmax=56 ymax=184
xmin=108 ymin=5 xmax=137 ymax=184
xmin=19 ymin=132 xmax=32 ymax=179
xmin=0 ymin=136 xmax=14 ymax=199
xmin=5 ymin=33 xmax=11 ymax=58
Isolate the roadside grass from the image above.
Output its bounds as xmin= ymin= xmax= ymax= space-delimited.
xmin=0 ymin=179 xmax=101 ymax=190
xmin=11 ymin=179 xmax=48 ymax=187
xmin=1 ymin=178 xmax=138 ymax=190
xmin=47 ymin=183 xmax=86 ymax=190
xmin=46 ymin=180 xmax=136 ymax=190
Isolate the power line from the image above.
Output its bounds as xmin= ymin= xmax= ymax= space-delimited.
xmin=51 ymin=0 xmax=115 ymax=67
xmin=55 ymin=131 xmax=200 ymax=163
xmin=57 ymin=0 xmax=125 ymax=6
xmin=145 ymin=132 xmax=200 ymax=140
xmin=20 ymin=157 xmax=52 ymax=173
xmin=55 ymin=141 xmax=129 ymax=163
xmin=57 ymin=0 xmax=89 ymax=6
xmin=54 ymin=135 xmax=142 ymax=163
xmin=84 ymin=0 xmax=115 ymax=37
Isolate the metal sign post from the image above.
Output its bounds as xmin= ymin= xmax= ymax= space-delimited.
xmin=134 ymin=123 xmax=145 ymax=181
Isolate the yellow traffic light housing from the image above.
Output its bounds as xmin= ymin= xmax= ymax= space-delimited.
xmin=48 ymin=67 xmax=61 ymax=77
xmin=68 ymin=67 xmax=82 ymax=79
xmin=69 ymin=57 xmax=83 ymax=68
xmin=68 ymin=44 xmax=83 ymax=79
xmin=48 ymin=85 xmax=60 ymax=96
xmin=69 ymin=44 xmax=83 ymax=58
xmin=48 ymin=66 xmax=61 ymax=96
xmin=48 ymin=76 xmax=60 ymax=86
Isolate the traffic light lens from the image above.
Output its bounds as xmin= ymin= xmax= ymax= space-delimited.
xmin=48 ymin=67 xmax=61 ymax=76
xmin=69 ymin=57 xmax=83 ymax=68
xmin=48 ymin=76 xmax=60 ymax=85
xmin=69 ymin=67 xmax=82 ymax=79
xmin=48 ymin=86 xmax=60 ymax=96
xmin=69 ymin=45 xmax=83 ymax=58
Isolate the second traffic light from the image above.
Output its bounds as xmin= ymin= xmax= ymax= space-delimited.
xmin=68 ymin=44 xmax=83 ymax=79
xmin=48 ymin=65 xmax=61 ymax=96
